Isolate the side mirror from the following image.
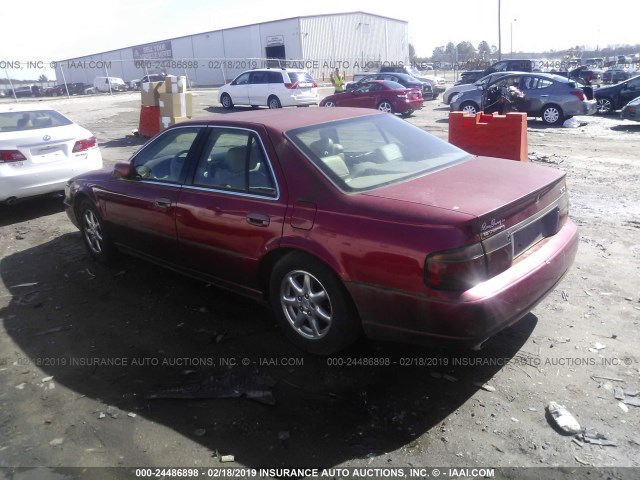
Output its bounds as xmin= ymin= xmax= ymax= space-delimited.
xmin=113 ymin=161 xmax=133 ymax=179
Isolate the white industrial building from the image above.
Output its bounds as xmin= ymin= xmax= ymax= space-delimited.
xmin=54 ymin=12 xmax=409 ymax=87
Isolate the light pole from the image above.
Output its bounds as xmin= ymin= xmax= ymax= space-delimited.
xmin=510 ymin=19 xmax=517 ymax=56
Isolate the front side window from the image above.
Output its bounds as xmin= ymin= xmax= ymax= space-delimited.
xmin=233 ymin=73 xmax=250 ymax=85
xmin=132 ymin=127 xmax=201 ymax=183
xmin=192 ymin=128 xmax=276 ymax=197
xmin=287 ymin=114 xmax=470 ymax=192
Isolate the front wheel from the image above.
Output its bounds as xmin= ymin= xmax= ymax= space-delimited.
xmin=220 ymin=93 xmax=233 ymax=109
xmin=377 ymin=101 xmax=394 ymax=113
xmin=323 ymin=100 xmax=336 ymax=107
xmin=268 ymin=96 xmax=282 ymax=109
xmin=269 ymin=253 xmax=361 ymax=355
xmin=541 ymin=104 xmax=564 ymax=126
xmin=459 ymin=101 xmax=479 ymax=115
xmin=78 ymin=201 xmax=117 ymax=263
xmin=596 ymin=97 xmax=614 ymax=114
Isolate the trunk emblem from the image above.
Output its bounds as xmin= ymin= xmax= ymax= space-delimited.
xmin=43 ymin=135 xmax=51 ymax=141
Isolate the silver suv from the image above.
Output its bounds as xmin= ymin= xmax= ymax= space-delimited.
xmin=218 ymin=68 xmax=319 ymax=109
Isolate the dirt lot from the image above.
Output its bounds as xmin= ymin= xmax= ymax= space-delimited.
xmin=1 ymin=89 xmax=639 ymax=478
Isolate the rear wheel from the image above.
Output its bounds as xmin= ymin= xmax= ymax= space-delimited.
xmin=268 ymin=96 xmax=282 ymax=109
xmin=269 ymin=252 xmax=361 ymax=355
xmin=401 ymin=110 xmax=414 ymax=118
xmin=596 ymin=97 xmax=614 ymax=114
xmin=220 ymin=93 xmax=233 ymax=109
xmin=323 ymin=100 xmax=336 ymax=107
xmin=78 ymin=201 xmax=117 ymax=263
xmin=541 ymin=104 xmax=564 ymax=126
xmin=377 ymin=101 xmax=394 ymax=113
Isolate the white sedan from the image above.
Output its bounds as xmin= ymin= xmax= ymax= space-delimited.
xmin=0 ymin=104 xmax=103 ymax=205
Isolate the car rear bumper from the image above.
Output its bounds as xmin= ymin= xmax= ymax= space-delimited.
xmin=348 ymin=218 xmax=579 ymax=348
xmin=0 ymin=154 xmax=102 ymax=202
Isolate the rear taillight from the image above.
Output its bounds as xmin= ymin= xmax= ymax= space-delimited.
xmin=426 ymin=243 xmax=487 ymax=291
xmin=570 ymin=91 xmax=585 ymax=101
xmin=284 ymin=83 xmax=298 ymax=89
xmin=0 ymin=150 xmax=27 ymax=163
xmin=73 ymin=136 xmax=97 ymax=153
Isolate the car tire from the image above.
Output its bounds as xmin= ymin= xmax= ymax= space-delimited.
xmin=541 ymin=104 xmax=564 ymax=126
xmin=269 ymin=252 xmax=361 ymax=355
xmin=596 ymin=97 xmax=614 ymax=114
xmin=401 ymin=110 xmax=414 ymax=118
xmin=459 ymin=101 xmax=479 ymax=115
xmin=323 ymin=100 xmax=336 ymax=107
xmin=268 ymin=96 xmax=282 ymax=109
xmin=78 ymin=200 xmax=117 ymax=263
xmin=377 ymin=101 xmax=394 ymax=113
xmin=220 ymin=93 xmax=234 ymax=110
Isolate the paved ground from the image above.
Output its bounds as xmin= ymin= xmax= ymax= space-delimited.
xmin=0 ymin=89 xmax=639 ymax=478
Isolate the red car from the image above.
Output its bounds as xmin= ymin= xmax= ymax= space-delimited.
xmin=320 ymin=80 xmax=423 ymax=117
xmin=65 ymin=108 xmax=578 ymax=355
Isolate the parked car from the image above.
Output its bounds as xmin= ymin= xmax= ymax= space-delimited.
xmin=620 ymin=96 xmax=640 ymax=121
xmin=12 ymin=86 xmax=41 ymax=98
xmin=379 ymin=65 xmax=446 ymax=97
xmin=450 ymin=73 xmax=597 ymax=125
xmin=43 ymin=85 xmax=67 ymax=97
xmin=320 ymin=80 xmax=423 ymax=116
xmin=594 ymin=74 xmax=640 ymax=114
xmin=443 ymin=72 xmax=514 ymax=105
xmin=130 ymin=74 xmax=166 ymax=90
xmin=219 ymin=68 xmax=318 ymax=109
xmin=346 ymin=72 xmax=433 ymax=100
xmin=602 ymin=67 xmax=637 ymax=84
xmin=93 ymin=76 xmax=127 ymax=93
xmin=0 ymin=104 xmax=103 ymax=205
xmin=456 ymin=59 xmax=542 ymax=86
xmin=64 ymin=108 xmax=578 ymax=354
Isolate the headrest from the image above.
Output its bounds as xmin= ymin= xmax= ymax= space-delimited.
xmin=227 ymin=146 xmax=246 ymax=173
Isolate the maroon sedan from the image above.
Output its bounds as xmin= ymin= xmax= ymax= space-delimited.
xmin=65 ymin=108 xmax=578 ymax=355
xmin=320 ymin=80 xmax=423 ymax=117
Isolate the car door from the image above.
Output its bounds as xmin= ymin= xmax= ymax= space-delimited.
xmin=230 ymin=72 xmax=251 ymax=105
xmin=347 ymin=84 xmax=379 ymax=108
xmin=618 ymin=76 xmax=640 ymax=107
xmin=100 ymin=126 xmax=206 ymax=262
xmin=175 ymin=126 xmax=287 ymax=293
xmin=248 ymin=70 xmax=272 ymax=106
xmin=519 ymin=75 xmax=553 ymax=113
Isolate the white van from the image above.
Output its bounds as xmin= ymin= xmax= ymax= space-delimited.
xmin=93 ymin=76 xmax=127 ymax=93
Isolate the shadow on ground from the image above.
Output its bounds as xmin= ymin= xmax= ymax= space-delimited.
xmin=1 ymin=234 xmax=536 ymax=468
xmin=0 ymin=195 xmax=65 ymax=228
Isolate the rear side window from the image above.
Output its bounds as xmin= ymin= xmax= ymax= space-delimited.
xmin=0 ymin=110 xmax=73 ymax=132
xmin=267 ymin=71 xmax=283 ymax=83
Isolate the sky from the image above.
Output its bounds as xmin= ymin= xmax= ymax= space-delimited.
xmin=2 ymin=0 xmax=639 ymax=81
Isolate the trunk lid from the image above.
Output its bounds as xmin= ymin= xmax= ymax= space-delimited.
xmin=363 ymin=156 xmax=567 ymax=240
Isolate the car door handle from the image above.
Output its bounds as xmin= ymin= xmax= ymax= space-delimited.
xmin=247 ymin=213 xmax=270 ymax=227
xmin=540 ymin=95 xmax=549 ymax=97
xmin=155 ymin=198 xmax=172 ymax=208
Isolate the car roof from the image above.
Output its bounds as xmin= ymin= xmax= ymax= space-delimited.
xmin=0 ymin=104 xmax=55 ymax=113
xmin=176 ymin=107 xmax=384 ymax=133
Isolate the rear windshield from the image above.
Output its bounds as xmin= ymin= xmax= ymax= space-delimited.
xmin=286 ymin=114 xmax=470 ymax=192
xmin=287 ymin=72 xmax=315 ymax=84
xmin=0 ymin=110 xmax=73 ymax=132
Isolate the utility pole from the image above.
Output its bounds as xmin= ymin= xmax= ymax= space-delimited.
xmin=498 ymin=0 xmax=502 ymax=60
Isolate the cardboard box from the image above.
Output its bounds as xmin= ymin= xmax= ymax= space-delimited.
xmin=160 ymin=116 xmax=190 ymax=130
xmin=164 ymin=75 xmax=187 ymax=94
xmin=158 ymin=92 xmax=193 ymax=118
xmin=140 ymin=81 xmax=166 ymax=106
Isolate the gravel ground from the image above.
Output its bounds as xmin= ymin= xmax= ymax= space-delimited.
xmin=0 ymin=89 xmax=639 ymax=478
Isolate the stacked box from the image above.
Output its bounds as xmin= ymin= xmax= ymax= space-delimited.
xmin=141 ymin=81 xmax=166 ymax=107
xmin=157 ymin=75 xmax=192 ymax=130
xmin=164 ymin=75 xmax=187 ymax=94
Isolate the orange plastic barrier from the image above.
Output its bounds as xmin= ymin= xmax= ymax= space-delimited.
xmin=138 ymin=105 xmax=161 ymax=138
xmin=448 ymin=112 xmax=528 ymax=162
